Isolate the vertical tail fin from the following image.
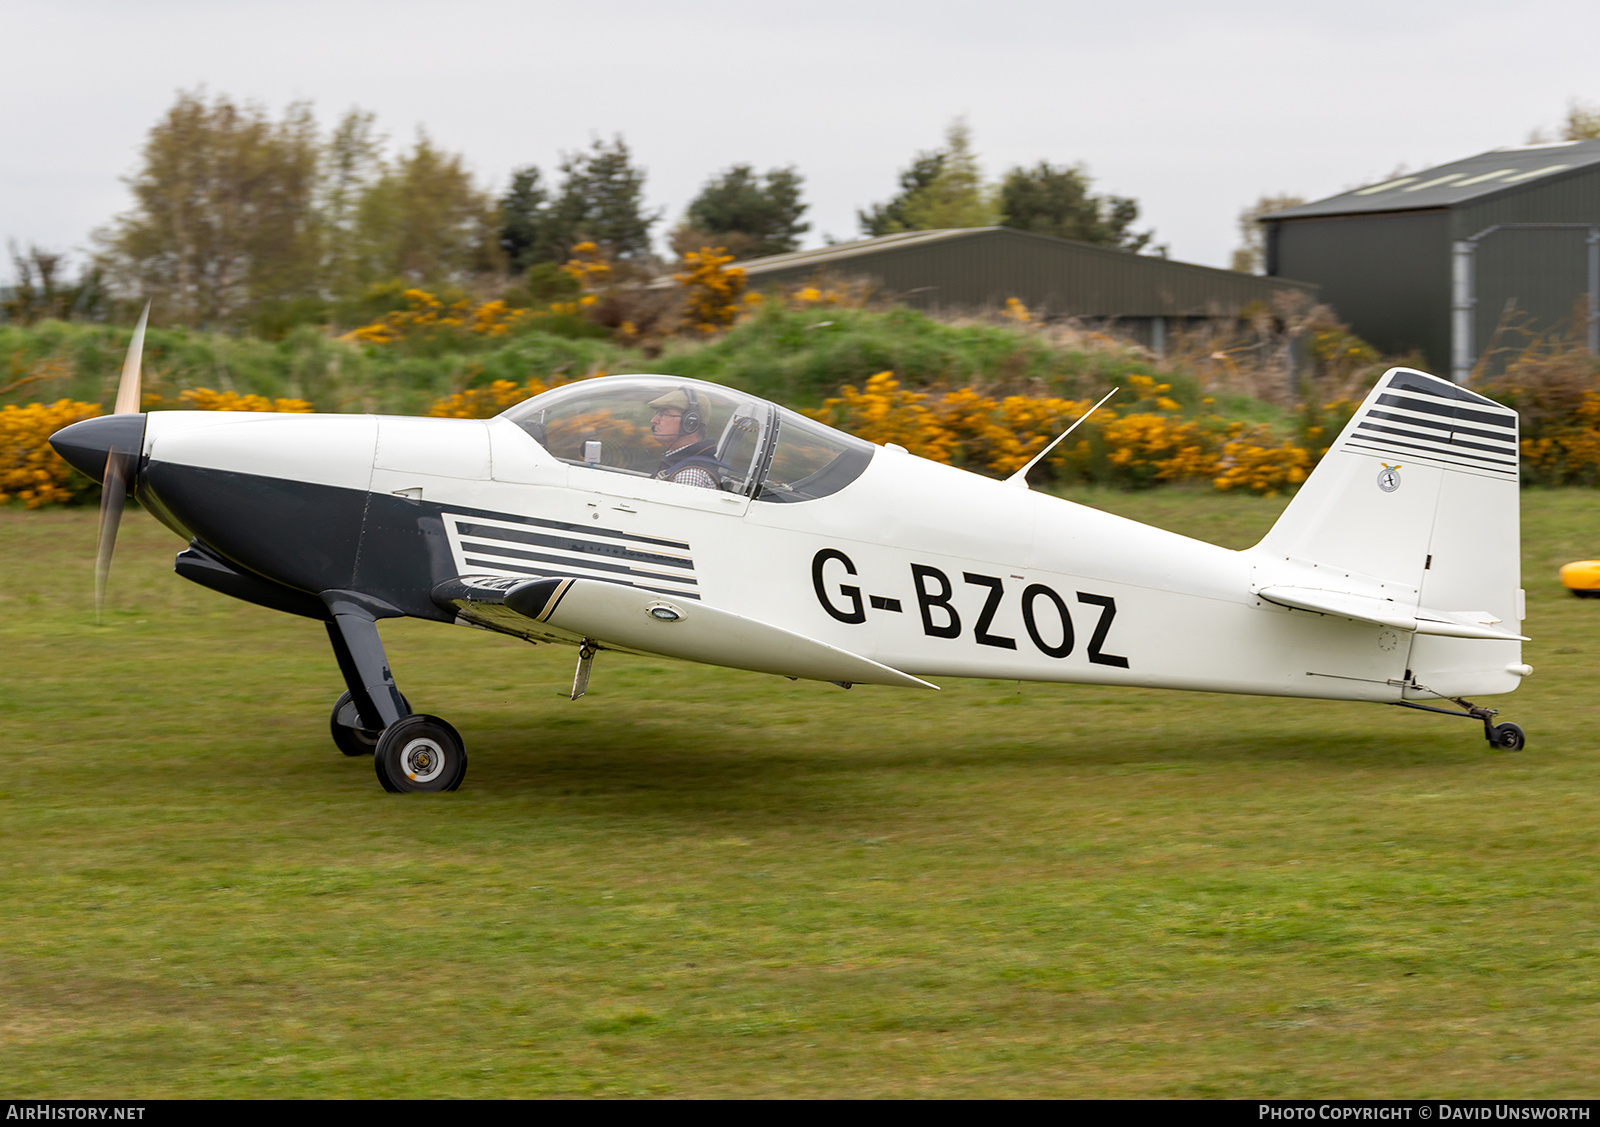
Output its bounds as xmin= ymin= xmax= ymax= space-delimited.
xmin=1253 ymin=367 xmax=1526 ymax=697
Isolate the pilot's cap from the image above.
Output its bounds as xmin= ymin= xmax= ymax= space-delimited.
xmin=647 ymin=390 xmax=691 ymax=412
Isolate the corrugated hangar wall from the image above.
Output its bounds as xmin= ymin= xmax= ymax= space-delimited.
xmin=737 ymin=228 xmax=1316 ymax=347
xmin=1270 ymin=211 xmax=1453 ymax=366
xmin=1266 ymin=148 xmax=1600 ymax=376
xmin=1455 ymin=177 xmax=1600 ymax=366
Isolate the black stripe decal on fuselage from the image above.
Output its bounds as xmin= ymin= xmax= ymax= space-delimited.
xmin=457 ymin=539 xmax=699 ymax=586
xmin=454 ymin=520 xmax=694 ymax=570
xmin=445 ymin=506 xmax=689 ymax=550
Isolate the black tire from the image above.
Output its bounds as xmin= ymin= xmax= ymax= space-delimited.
xmin=1491 ymin=722 xmax=1526 ymax=751
xmin=330 ymin=690 xmax=411 ymax=757
xmin=374 ymin=714 xmax=467 ymax=793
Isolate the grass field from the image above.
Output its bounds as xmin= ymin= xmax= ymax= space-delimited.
xmin=3 ymin=488 xmax=1598 ymax=1098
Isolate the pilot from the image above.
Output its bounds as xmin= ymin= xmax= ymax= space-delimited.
xmin=648 ymin=388 xmax=725 ymax=490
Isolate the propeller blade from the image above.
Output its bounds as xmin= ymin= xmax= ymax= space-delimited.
xmin=113 ymin=301 xmax=149 ymax=415
xmin=96 ymin=301 xmax=149 ymax=620
xmin=95 ymin=450 xmax=128 ymax=622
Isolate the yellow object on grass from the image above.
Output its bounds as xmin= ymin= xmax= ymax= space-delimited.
xmin=1558 ymin=560 xmax=1600 ymax=597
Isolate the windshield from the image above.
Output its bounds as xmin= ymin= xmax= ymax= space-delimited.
xmin=757 ymin=408 xmax=877 ymax=503
xmin=501 ymin=375 xmax=873 ymax=502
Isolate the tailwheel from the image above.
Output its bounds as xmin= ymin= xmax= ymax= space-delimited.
xmin=374 ymin=714 xmax=467 ymax=793
xmin=1489 ymin=722 xmax=1526 ymax=751
xmin=329 ymin=690 xmax=410 ymax=757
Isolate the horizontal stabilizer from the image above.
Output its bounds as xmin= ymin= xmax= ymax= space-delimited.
xmin=499 ymin=576 xmax=938 ymax=690
xmin=1257 ymin=585 xmax=1528 ymax=641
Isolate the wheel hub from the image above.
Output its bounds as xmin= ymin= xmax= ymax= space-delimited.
xmin=402 ymin=737 xmax=446 ymax=782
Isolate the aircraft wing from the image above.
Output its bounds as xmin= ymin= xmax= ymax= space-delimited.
xmin=1256 ymin=585 xmax=1528 ymax=641
xmin=433 ymin=575 xmax=938 ymax=690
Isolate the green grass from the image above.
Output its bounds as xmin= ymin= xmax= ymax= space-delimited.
xmin=3 ymin=489 xmax=1599 ymax=1097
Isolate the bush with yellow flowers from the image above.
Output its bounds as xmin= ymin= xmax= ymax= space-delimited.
xmin=1481 ymin=341 xmax=1600 ymax=485
xmin=1213 ymin=425 xmax=1312 ymax=497
xmin=176 ymin=388 xmax=314 ymax=413
xmin=675 ymin=248 xmax=749 ymax=335
xmin=785 ymin=278 xmax=875 ymax=310
xmin=1518 ymin=390 xmax=1600 ymax=485
xmin=809 ymin=370 xmax=1315 ymax=494
xmin=427 ymin=377 xmax=553 ymax=419
xmin=0 ymin=399 xmax=103 ymax=507
xmin=344 ymin=288 xmax=515 ymax=351
xmin=807 ymin=372 xmax=955 ymax=461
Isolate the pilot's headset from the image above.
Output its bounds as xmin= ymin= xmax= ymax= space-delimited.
xmin=679 ymin=385 xmax=703 ymax=436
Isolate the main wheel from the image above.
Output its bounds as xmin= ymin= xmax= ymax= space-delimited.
xmin=330 ymin=690 xmax=411 ymax=757
xmin=374 ymin=714 xmax=467 ymax=793
xmin=1490 ymin=722 xmax=1526 ymax=751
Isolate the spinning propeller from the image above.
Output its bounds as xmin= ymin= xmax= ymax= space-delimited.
xmin=46 ymin=303 xmax=150 ymax=621
xmin=94 ymin=303 xmax=149 ymax=619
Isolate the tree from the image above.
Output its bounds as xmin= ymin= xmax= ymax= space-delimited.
xmin=675 ymin=165 xmax=808 ymax=260
xmin=96 ymin=91 xmax=322 ymax=327
xmin=998 ymin=162 xmax=1154 ymax=252
xmin=545 ymin=136 xmax=658 ymax=263
xmin=1230 ymin=193 xmax=1305 ymax=273
xmin=898 ymin=120 xmax=997 ymax=230
xmin=498 ymin=165 xmax=554 ymax=274
xmin=858 ymin=152 xmax=945 ymax=236
xmin=859 ymin=119 xmax=996 ymax=236
xmin=352 ymin=132 xmax=501 ymax=286
xmin=1564 ymin=99 xmax=1600 ymax=140
xmin=319 ymin=108 xmax=385 ymax=301
xmin=2 ymin=243 xmax=105 ymax=324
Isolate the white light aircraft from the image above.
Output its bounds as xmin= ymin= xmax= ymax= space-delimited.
xmin=51 ymin=318 xmax=1531 ymax=792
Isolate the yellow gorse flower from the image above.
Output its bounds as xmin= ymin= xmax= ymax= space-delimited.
xmin=808 ymin=371 xmax=1313 ymax=494
xmin=674 ymin=248 xmax=749 ymax=335
xmin=427 ymin=378 xmax=552 ymax=419
xmin=177 ymin=389 xmax=313 ymax=413
xmin=0 ymin=399 xmax=103 ymax=506
xmin=344 ymin=289 xmax=538 ymax=347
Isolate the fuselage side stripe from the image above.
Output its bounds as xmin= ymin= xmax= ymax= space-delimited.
xmin=454 ymin=521 xmax=695 ymax=570
xmin=450 ymin=507 xmax=689 ymax=549
xmin=457 ymin=539 xmax=699 ymax=585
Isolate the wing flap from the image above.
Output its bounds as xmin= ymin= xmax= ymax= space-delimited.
xmin=501 ymin=576 xmax=937 ymax=690
xmin=1257 ymin=585 xmax=1528 ymax=641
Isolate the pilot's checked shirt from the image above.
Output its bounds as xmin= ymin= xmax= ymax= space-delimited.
xmin=655 ymin=438 xmax=722 ymax=490
xmin=659 ymin=464 xmax=719 ymax=490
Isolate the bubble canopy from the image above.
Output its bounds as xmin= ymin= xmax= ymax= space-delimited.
xmin=500 ymin=375 xmax=874 ymax=503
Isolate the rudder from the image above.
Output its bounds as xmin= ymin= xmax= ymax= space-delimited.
xmin=1254 ymin=367 xmax=1526 ymax=698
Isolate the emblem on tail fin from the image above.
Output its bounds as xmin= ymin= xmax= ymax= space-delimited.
xmin=1377 ymin=463 xmax=1402 ymax=492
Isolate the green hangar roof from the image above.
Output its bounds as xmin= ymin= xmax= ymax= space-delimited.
xmin=1267 ymin=139 xmax=1600 ymax=219
xmin=730 ymin=227 xmax=1316 ymax=320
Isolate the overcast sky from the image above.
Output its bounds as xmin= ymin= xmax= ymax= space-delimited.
xmin=3 ymin=0 xmax=1597 ymax=283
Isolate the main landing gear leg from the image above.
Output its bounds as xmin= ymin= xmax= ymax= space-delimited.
xmin=321 ymin=591 xmax=467 ymax=792
xmin=1394 ymin=697 xmax=1526 ymax=751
